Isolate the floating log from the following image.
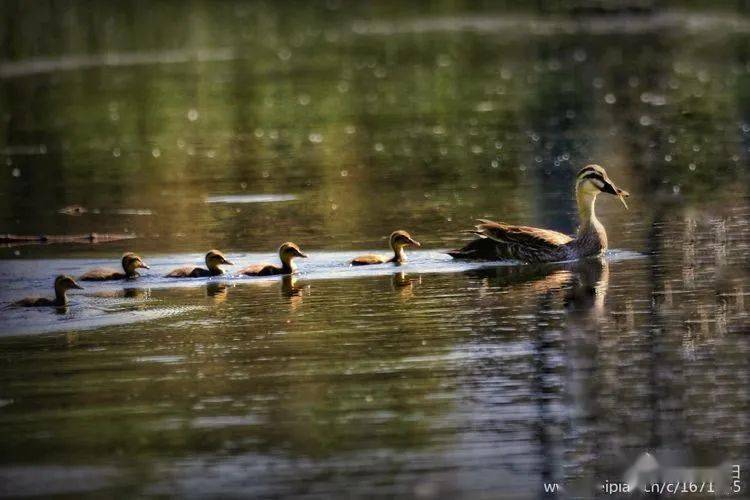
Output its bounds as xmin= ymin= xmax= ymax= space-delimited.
xmin=0 ymin=233 xmax=136 ymax=245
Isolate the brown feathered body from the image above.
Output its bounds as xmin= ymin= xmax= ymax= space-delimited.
xmin=447 ymin=219 xmax=606 ymax=263
xmin=240 ymin=264 xmax=287 ymax=276
xmin=166 ymin=267 xmax=219 ymax=278
xmin=15 ymin=297 xmax=60 ymax=307
xmin=351 ymin=254 xmax=391 ymax=266
xmin=80 ymin=268 xmax=128 ymax=281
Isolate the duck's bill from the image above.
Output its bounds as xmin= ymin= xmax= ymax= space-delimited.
xmin=618 ymin=193 xmax=629 ymax=210
xmin=602 ymin=180 xmax=630 ymax=210
xmin=615 ymin=187 xmax=630 ymax=210
xmin=223 ymin=260 xmax=234 ymax=266
xmin=72 ymin=282 xmax=84 ymax=290
xmin=139 ymin=262 xmax=151 ymax=269
xmin=408 ymin=239 xmax=421 ymax=247
xmin=296 ymin=250 xmax=309 ymax=258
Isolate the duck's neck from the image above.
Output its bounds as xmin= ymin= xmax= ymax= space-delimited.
xmin=575 ymin=190 xmax=607 ymax=254
xmin=280 ymin=256 xmax=296 ymax=274
xmin=207 ymin=265 xmax=224 ymax=276
xmin=54 ymin=287 xmax=68 ymax=306
xmin=391 ymin=245 xmax=406 ymax=263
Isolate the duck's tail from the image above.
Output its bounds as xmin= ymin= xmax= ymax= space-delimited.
xmin=447 ymin=237 xmax=500 ymax=260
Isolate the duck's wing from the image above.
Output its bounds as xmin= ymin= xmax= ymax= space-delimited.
xmin=474 ymin=219 xmax=572 ymax=248
xmin=15 ymin=297 xmax=51 ymax=307
xmin=351 ymin=254 xmax=386 ymax=266
xmin=80 ymin=267 xmax=123 ymax=281
xmin=166 ymin=266 xmax=196 ymax=278
xmin=448 ymin=220 xmax=572 ymax=261
xmin=240 ymin=263 xmax=277 ymax=276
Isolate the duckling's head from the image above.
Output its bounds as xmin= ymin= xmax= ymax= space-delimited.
xmin=279 ymin=242 xmax=308 ymax=264
xmin=389 ymin=230 xmax=421 ymax=250
xmin=55 ymin=275 xmax=83 ymax=292
xmin=205 ymin=250 xmax=233 ymax=270
xmin=122 ymin=252 xmax=149 ymax=274
xmin=576 ymin=164 xmax=630 ymax=209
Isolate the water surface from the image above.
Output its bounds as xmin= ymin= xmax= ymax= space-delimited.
xmin=1 ymin=2 xmax=749 ymax=498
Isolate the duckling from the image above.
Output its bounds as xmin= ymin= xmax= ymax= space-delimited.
xmin=80 ymin=252 xmax=149 ymax=281
xmin=14 ymin=275 xmax=83 ymax=307
xmin=351 ymin=230 xmax=421 ymax=266
xmin=240 ymin=242 xmax=308 ymax=276
xmin=166 ymin=250 xmax=233 ymax=278
xmin=448 ymin=164 xmax=629 ymax=263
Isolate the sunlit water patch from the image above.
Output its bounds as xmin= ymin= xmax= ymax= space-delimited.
xmin=204 ymin=194 xmax=297 ymax=204
xmin=0 ymin=249 xmax=643 ymax=295
xmin=2 ymin=2 xmax=749 ymax=496
xmin=0 ymin=250 xmax=642 ymax=336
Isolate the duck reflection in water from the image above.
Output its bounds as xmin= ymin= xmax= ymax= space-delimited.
xmin=564 ymin=257 xmax=609 ymax=317
xmin=391 ymin=272 xmax=422 ymax=299
xmin=464 ymin=256 xmax=609 ymax=316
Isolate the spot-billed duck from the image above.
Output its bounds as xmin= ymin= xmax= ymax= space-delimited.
xmin=448 ymin=164 xmax=629 ymax=263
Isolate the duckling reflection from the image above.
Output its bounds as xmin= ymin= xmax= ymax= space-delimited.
xmin=206 ymin=282 xmax=230 ymax=302
xmin=88 ymin=287 xmax=150 ymax=300
xmin=281 ymin=275 xmax=303 ymax=297
xmin=391 ymin=272 xmax=422 ymax=299
xmin=281 ymin=275 xmax=306 ymax=311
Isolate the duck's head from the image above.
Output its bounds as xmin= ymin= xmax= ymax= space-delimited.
xmin=122 ymin=252 xmax=149 ymax=274
xmin=55 ymin=275 xmax=83 ymax=292
xmin=205 ymin=250 xmax=233 ymax=270
xmin=389 ymin=230 xmax=421 ymax=250
xmin=576 ymin=164 xmax=630 ymax=209
xmin=279 ymin=242 xmax=308 ymax=263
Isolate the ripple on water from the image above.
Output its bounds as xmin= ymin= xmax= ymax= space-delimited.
xmin=204 ymin=194 xmax=297 ymax=204
xmin=0 ymin=305 xmax=200 ymax=337
xmin=134 ymin=355 xmax=186 ymax=364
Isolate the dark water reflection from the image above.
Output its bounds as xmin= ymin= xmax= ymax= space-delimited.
xmin=1 ymin=1 xmax=750 ymax=498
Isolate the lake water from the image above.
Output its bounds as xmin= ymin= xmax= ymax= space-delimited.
xmin=1 ymin=2 xmax=749 ymax=498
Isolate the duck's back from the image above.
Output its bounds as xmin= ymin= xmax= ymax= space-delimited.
xmin=15 ymin=297 xmax=55 ymax=307
xmin=448 ymin=220 xmax=572 ymax=263
xmin=351 ymin=254 xmax=386 ymax=266
xmin=80 ymin=267 xmax=126 ymax=281
xmin=240 ymin=264 xmax=281 ymax=276
xmin=166 ymin=266 xmax=210 ymax=278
